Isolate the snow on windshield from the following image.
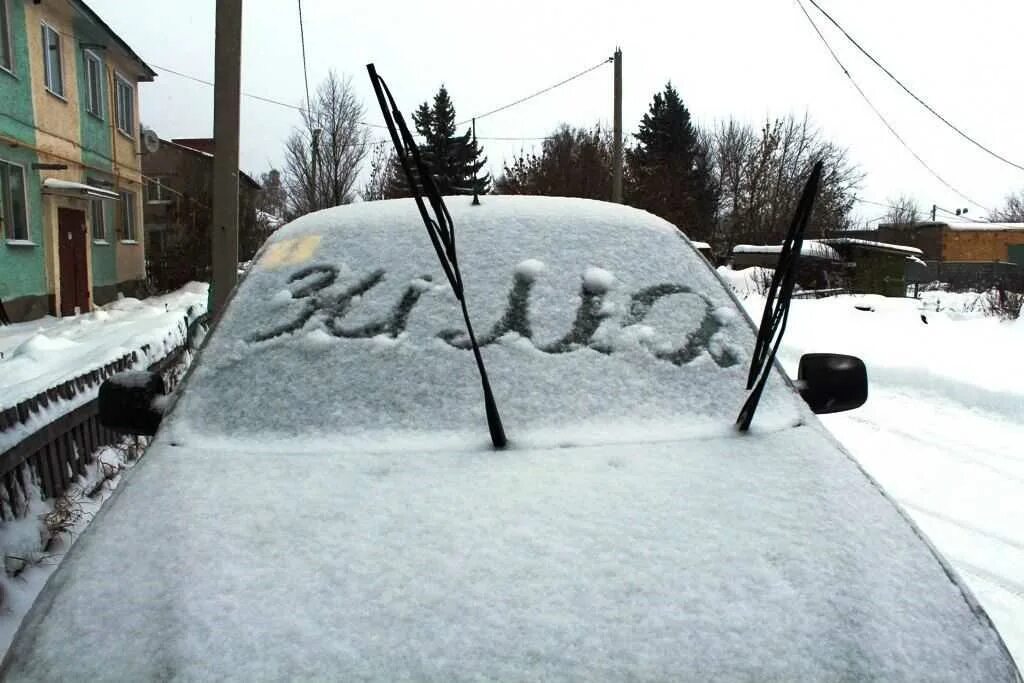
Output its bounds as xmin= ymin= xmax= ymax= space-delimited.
xmin=172 ymin=197 xmax=801 ymax=444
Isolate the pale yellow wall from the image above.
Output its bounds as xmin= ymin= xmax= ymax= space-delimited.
xmin=24 ymin=1 xmax=82 ymax=168
xmin=107 ymin=64 xmax=141 ymax=182
xmin=23 ymin=0 xmax=150 ymax=297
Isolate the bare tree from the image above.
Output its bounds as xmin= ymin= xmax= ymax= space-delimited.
xmin=884 ymin=195 xmax=921 ymax=226
xmin=284 ymin=71 xmax=369 ymax=217
xmin=708 ymin=113 xmax=863 ymax=251
xmin=360 ymin=142 xmax=396 ymax=201
xmin=990 ymin=190 xmax=1024 ymax=222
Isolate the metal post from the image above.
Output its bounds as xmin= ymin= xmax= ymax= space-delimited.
xmin=311 ymin=128 xmax=321 ymax=211
xmin=612 ymin=48 xmax=623 ymax=204
xmin=210 ymin=0 xmax=243 ymax=314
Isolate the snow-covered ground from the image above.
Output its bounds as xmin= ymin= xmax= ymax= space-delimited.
xmin=724 ymin=267 xmax=1024 ymax=663
xmin=0 ymin=283 xmax=208 ymax=452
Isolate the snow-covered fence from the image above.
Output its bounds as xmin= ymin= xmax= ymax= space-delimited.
xmin=0 ymin=313 xmax=207 ymax=520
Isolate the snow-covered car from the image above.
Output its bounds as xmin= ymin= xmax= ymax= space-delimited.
xmin=4 ymin=197 xmax=1018 ymax=680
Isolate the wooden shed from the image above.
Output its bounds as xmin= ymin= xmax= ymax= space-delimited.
xmin=939 ymin=223 xmax=1024 ymax=263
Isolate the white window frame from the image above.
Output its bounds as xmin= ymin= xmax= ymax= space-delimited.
xmin=41 ymin=22 xmax=64 ymax=98
xmin=115 ymin=72 xmax=134 ymax=137
xmin=119 ymin=189 xmax=137 ymax=242
xmin=146 ymin=177 xmax=172 ymax=204
xmin=84 ymin=49 xmax=103 ymax=118
xmin=90 ymin=198 xmax=107 ymax=242
xmin=1 ymin=160 xmax=31 ymax=243
xmin=1 ymin=0 xmax=14 ymax=75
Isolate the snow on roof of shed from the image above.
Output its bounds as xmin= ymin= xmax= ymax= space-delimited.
xmin=690 ymin=240 xmax=711 ymax=250
xmin=819 ymin=237 xmax=924 ymax=256
xmin=944 ymin=221 xmax=1024 ymax=231
xmin=732 ymin=240 xmax=842 ymax=261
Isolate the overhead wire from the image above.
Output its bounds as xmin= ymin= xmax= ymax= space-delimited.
xmin=806 ymin=0 xmax=1024 ymax=173
xmin=297 ymin=0 xmax=312 ymax=115
xmin=455 ymin=56 xmax=613 ymax=126
xmin=794 ymin=0 xmax=989 ymax=213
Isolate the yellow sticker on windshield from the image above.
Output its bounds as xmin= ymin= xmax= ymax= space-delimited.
xmin=261 ymin=235 xmax=322 ymax=269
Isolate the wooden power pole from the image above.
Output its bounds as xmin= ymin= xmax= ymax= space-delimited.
xmin=210 ymin=0 xmax=243 ymax=314
xmin=612 ymin=48 xmax=623 ymax=204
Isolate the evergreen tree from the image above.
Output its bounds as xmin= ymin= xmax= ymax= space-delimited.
xmin=627 ymin=83 xmax=718 ymax=240
xmin=386 ymin=86 xmax=489 ymax=197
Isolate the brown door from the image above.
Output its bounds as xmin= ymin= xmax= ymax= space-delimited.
xmin=57 ymin=208 xmax=90 ymax=316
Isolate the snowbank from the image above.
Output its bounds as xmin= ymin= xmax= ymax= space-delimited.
xmin=0 ymin=284 xmax=208 ymax=453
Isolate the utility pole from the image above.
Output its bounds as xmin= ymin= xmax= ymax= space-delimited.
xmin=931 ymin=204 xmax=937 ymax=222
xmin=311 ymin=128 xmax=321 ymax=211
xmin=210 ymin=0 xmax=243 ymax=315
xmin=612 ymin=47 xmax=623 ymax=204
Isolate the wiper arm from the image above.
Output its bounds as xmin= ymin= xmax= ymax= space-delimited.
xmin=736 ymin=161 xmax=823 ymax=432
xmin=366 ymin=64 xmax=507 ymax=449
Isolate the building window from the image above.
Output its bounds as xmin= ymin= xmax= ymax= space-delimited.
xmin=1 ymin=161 xmax=29 ymax=241
xmin=115 ymin=74 xmax=134 ymax=136
xmin=84 ymin=50 xmax=103 ymax=117
xmin=119 ymin=190 xmax=136 ymax=241
xmin=41 ymin=23 xmax=64 ymax=97
xmin=90 ymin=199 xmax=106 ymax=241
xmin=1 ymin=0 xmax=14 ymax=73
xmin=146 ymin=177 xmax=171 ymax=204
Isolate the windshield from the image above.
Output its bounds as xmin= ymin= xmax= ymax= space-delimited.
xmin=170 ymin=196 xmax=802 ymax=446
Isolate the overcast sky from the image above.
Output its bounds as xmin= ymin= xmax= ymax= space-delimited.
xmin=89 ymin=0 xmax=1024 ymax=224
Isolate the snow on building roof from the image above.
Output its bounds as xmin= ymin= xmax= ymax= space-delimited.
xmin=41 ymin=178 xmax=119 ymax=200
xmin=690 ymin=240 xmax=711 ymax=250
xmin=733 ymin=240 xmax=842 ymax=261
xmin=256 ymin=209 xmax=285 ymax=228
xmin=819 ymin=237 xmax=924 ymax=256
xmin=944 ymin=222 xmax=1024 ymax=231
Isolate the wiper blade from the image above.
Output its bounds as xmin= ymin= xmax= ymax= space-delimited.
xmin=736 ymin=161 xmax=824 ymax=432
xmin=366 ymin=64 xmax=507 ymax=449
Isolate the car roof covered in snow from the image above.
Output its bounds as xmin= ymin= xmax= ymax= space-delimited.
xmin=3 ymin=197 xmax=1018 ymax=681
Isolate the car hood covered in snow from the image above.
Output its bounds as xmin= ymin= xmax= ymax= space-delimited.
xmin=3 ymin=197 xmax=1018 ymax=679
xmin=4 ymin=426 xmax=1018 ymax=680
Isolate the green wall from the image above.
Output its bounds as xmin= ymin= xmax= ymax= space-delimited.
xmin=0 ymin=0 xmax=45 ymax=302
xmin=72 ymin=15 xmax=118 ymax=289
xmin=73 ymin=13 xmax=114 ymax=172
xmin=0 ymin=0 xmax=35 ymax=145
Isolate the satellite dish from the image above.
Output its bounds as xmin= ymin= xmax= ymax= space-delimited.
xmin=141 ymin=128 xmax=160 ymax=154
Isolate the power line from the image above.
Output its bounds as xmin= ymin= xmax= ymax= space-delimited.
xmin=806 ymin=0 xmax=1024 ymax=174
xmin=150 ymin=64 xmax=553 ymax=140
xmin=794 ymin=0 xmax=989 ymax=213
xmin=151 ymin=63 xmax=308 ymax=112
xmin=456 ymin=56 xmax=613 ymax=126
xmin=297 ymin=0 xmax=311 ymax=113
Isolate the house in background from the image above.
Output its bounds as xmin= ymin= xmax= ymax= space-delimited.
xmin=732 ymin=238 xmax=925 ymax=297
xmin=843 ymin=222 xmax=1024 ymax=290
xmin=0 ymin=0 xmax=154 ymax=322
xmin=142 ymin=137 xmax=263 ymax=292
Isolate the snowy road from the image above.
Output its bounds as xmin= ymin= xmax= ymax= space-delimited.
xmin=734 ymin=282 xmax=1024 ymax=666
xmin=819 ymin=387 xmax=1024 ymax=660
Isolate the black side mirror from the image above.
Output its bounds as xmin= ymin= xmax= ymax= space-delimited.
xmin=98 ymin=371 xmax=167 ymax=436
xmin=797 ymin=353 xmax=868 ymax=414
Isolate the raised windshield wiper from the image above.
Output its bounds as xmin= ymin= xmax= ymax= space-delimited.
xmin=736 ymin=161 xmax=824 ymax=432
xmin=366 ymin=64 xmax=508 ymax=449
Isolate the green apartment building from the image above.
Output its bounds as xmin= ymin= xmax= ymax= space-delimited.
xmin=1 ymin=0 xmax=154 ymax=321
